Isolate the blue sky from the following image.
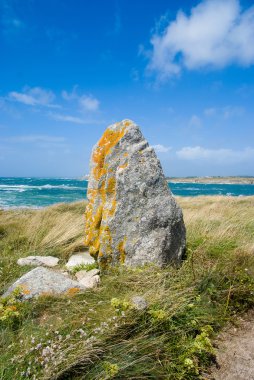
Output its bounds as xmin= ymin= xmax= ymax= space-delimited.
xmin=0 ymin=0 xmax=254 ymax=177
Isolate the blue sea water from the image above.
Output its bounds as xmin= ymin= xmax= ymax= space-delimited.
xmin=0 ymin=177 xmax=254 ymax=209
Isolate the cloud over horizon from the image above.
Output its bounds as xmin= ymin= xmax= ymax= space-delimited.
xmin=148 ymin=0 xmax=254 ymax=80
xmin=176 ymin=146 xmax=254 ymax=164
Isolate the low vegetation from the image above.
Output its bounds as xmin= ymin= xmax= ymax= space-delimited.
xmin=0 ymin=196 xmax=254 ymax=379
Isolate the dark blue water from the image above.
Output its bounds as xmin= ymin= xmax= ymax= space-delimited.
xmin=0 ymin=177 xmax=253 ymax=209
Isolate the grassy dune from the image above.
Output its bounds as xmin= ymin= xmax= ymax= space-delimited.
xmin=0 ymin=197 xmax=254 ymax=379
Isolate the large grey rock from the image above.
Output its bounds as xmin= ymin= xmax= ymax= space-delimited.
xmin=66 ymin=252 xmax=95 ymax=270
xmin=85 ymin=119 xmax=186 ymax=267
xmin=3 ymin=267 xmax=86 ymax=300
xmin=17 ymin=256 xmax=59 ymax=267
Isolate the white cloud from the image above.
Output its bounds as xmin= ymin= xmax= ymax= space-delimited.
xmin=148 ymin=0 xmax=254 ymax=80
xmin=8 ymin=86 xmax=56 ymax=107
xmin=176 ymin=146 xmax=254 ymax=164
xmin=79 ymin=95 xmax=100 ymax=111
xmin=152 ymin=144 xmax=172 ymax=153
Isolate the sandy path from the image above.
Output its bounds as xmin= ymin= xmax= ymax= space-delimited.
xmin=210 ymin=310 xmax=254 ymax=380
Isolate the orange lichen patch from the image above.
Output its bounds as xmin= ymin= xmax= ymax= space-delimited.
xmin=7 ymin=305 xmax=17 ymax=311
xmin=98 ymin=255 xmax=112 ymax=270
xmin=108 ymin=198 xmax=117 ymax=217
xmin=20 ymin=284 xmax=30 ymax=295
xmin=92 ymin=127 xmax=126 ymax=181
xmin=106 ymin=177 xmax=116 ymax=194
xmin=99 ymin=225 xmax=112 ymax=256
xmin=124 ymin=120 xmax=131 ymax=127
xmin=118 ymin=237 xmax=126 ymax=264
xmin=66 ymin=287 xmax=80 ymax=296
xmin=85 ymin=125 xmax=128 ymax=265
xmin=119 ymin=162 xmax=128 ymax=170
xmin=123 ymin=152 xmax=128 ymax=157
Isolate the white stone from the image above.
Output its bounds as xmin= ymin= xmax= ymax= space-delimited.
xmin=17 ymin=256 xmax=59 ymax=267
xmin=66 ymin=252 xmax=95 ymax=269
xmin=75 ymin=268 xmax=100 ymax=289
xmin=79 ymin=274 xmax=100 ymax=289
xmin=131 ymin=295 xmax=148 ymax=310
xmin=75 ymin=268 xmax=100 ymax=282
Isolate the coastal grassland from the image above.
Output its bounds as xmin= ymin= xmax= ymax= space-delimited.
xmin=0 ymin=196 xmax=254 ymax=379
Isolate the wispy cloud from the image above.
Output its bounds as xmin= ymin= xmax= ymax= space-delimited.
xmin=1 ymin=135 xmax=69 ymax=153
xmin=79 ymin=95 xmax=100 ymax=111
xmin=0 ymin=0 xmax=25 ymax=38
xmin=107 ymin=4 xmax=122 ymax=36
xmin=152 ymin=144 xmax=172 ymax=153
xmin=204 ymin=107 xmax=217 ymax=116
xmin=2 ymin=135 xmax=66 ymax=143
xmin=176 ymin=146 xmax=254 ymax=163
xmin=112 ymin=11 xmax=121 ymax=35
xmin=147 ymin=0 xmax=254 ymax=80
xmin=189 ymin=115 xmax=202 ymax=128
xmin=45 ymin=26 xmax=78 ymax=53
xmin=61 ymin=86 xmax=78 ymax=101
xmin=8 ymin=86 xmax=58 ymax=108
xmin=61 ymin=87 xmax=100 ymax=111
xmin=50 ymin=113 xmax=87 ymax=124
xmin=204 ymin=105 xmax=245 ymax=118
xmin=50 ymin=113 xmax=103 ymax=125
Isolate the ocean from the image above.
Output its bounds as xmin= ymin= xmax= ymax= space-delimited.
xmin=0 ymin=177 xmax=254 ymax=209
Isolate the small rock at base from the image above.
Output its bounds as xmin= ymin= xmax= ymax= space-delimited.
xmin=131 ymin=296 xmax=148 ymax=310
xmin=79 ymin=275 xmax=100 ymax=289
xmin=17 ymin=256 xmax=59 ymax=267
xmin=66 ymin=252 xmax=95 ymax=269
xmin=75 ymin=268 xmax=100 ymax=281
xmin=75 ymin=269 xmax=100 ymax=289
xmin=3 ymin=267 xmax=85 ymax=300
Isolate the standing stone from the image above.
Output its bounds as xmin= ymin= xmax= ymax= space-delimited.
xmin=85 ymin=119 xmax=186 ymax=268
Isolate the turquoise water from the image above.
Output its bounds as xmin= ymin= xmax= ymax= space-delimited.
xmin=0 ymin=177 xmax=254 ymax=209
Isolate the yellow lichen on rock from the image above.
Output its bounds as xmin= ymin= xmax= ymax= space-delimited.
xmin=118 ymin=237 xmax=126 ymax=264
xmin=119 ymin=162 xmax=128 ymax=170
xmin=106 ymin=177 xmax=116 ymax=194
xmin=85 ymin=125 xmax=127 ymax=263
xmin=92 ymin=128 xmax=126 ymax=180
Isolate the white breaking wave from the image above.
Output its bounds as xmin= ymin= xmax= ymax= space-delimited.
xmin=0 ymin=184 xmax=87 ymax=191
